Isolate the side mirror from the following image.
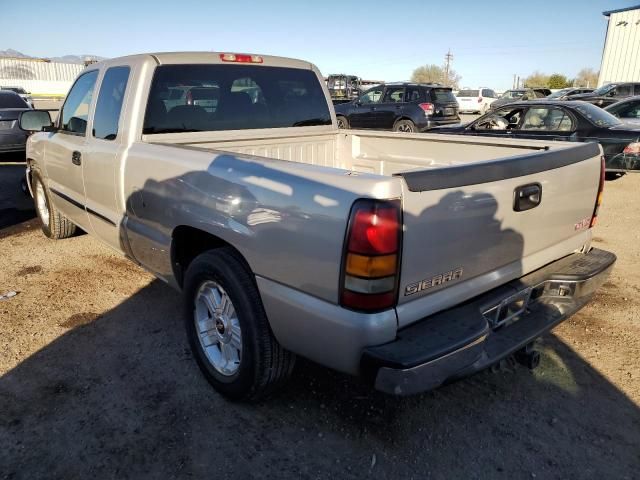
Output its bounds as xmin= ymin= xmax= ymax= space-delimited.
xmin=19 ymin=110 xmax=53 ymax=133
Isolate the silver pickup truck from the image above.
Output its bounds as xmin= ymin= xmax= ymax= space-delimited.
xmin=19 ymin=52 xmax=615 ymax=400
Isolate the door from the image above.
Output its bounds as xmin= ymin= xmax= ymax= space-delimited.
xmin=83 ymin=65 xmax=131 ymax=250
xmin=375 ymin=86 xmax=405 ymax=129
xmin=349 ymin=86 xmax=383 ymax=129
xmin=45 ymin=70 xmax=99 ymax=230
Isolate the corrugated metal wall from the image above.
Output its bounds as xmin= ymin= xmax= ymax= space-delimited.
xmin=599 ymin=8 xmax=640 ymax=86
xmin=0 ymin=58 xmax=85 ymax=95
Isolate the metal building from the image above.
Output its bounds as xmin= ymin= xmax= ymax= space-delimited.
xmin=0 ymin=57 xmax=85 ymax=96
xmin=598 ymin=5 xmax=640 ymax=86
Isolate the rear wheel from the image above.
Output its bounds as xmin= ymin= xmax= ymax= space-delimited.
xmin=183 ymin=247 xmax=296 ymax=401
xmin=393 ymin=119 xmax=416 ymax=133
xmin=336 ymin=115 xmax=349 ymax=129
xmin=32 ymin=170 xmax=77 ymax=239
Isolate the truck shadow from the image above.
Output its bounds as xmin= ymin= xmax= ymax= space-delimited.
xmin=0 ymin=162 xmax=35 ymax=232
xmin=0 ymin=280 xmax=638 ymax=479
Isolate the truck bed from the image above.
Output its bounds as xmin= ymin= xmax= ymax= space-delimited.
xmin=146 ymin=128 xmax=580 ymax=177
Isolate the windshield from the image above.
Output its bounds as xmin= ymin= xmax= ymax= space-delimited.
xmin=144 ymin=65 xmax=332 ymax=134
xmin=0 ymin=93 xmax=28 ymax=108
xmin=574 ymin=103 xmax=622 ymax=127
xmin=501 ymin=90 xmax=524 ymax=99
xmin=593 ymin=84 xmax=616 ymax=96
xmin=457 ymin=89 xmax=479 ymax=97
xmin=547 ymin=89 xmax=571 ymax=99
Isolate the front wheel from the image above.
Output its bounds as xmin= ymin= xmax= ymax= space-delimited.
xmin=183 ymin=247 xmax=296 ymax=401
xmin=393 ymin=119 xmax=416 ymax=133
xmin=32 ymin=170 xmax=77 ymax=239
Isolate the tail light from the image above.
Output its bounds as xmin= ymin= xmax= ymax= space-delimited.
xmin=219 ymin=53 xmax=263 ymax=63
xmin=418 ymin=103 xmax=435 ymax=116
xmin=341 ymin=199 xmax=402 ymax=312
xmin=185 ymin=90 xmax=193 ymax=105
xmin=622 ymin=142 xmax=640 ymax=154
xmin=477 ymin=97 xmax=483 ymax=103
xmin=590 ymin=156 xmax=605 ymax=228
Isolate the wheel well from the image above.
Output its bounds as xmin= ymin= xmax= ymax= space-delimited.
xmin=170 ymin=226 xmax=251 ymax=288
xmin=394 ymin=117 xmax=414 ymax=126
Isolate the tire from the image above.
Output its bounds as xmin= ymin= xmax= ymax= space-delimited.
xmin=481 ymin=104 xmax=489 ymax=114
xmin=393 ymin=119 xmax=416 ymax=133
xmin=605 ymin=172 xmax=625 ymax=181
xmin=183 ymin=247 xmax=296 ymax=401
xmin=31 ymin=169 xmax=77 ymax=239
xmin=336 ymin=115 xmax=349 ymax=129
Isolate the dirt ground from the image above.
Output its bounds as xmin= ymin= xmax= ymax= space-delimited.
xmin=0 ymin=163 xmax=638 ymax=479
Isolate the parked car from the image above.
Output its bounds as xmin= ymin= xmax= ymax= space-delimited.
xmin=428 ymin=100 xmax=640 ymax=179
xmin=546 ymin=87 xmax=594 ymax=100
xmin=490 ymin=88 xmax=552 ymax=110
xmin=569 ymin=82 xmax=640 ymax=108
xmin=1 ymin=86 xmax=34 ymax=107
xmin=20 ymin=52 xmax=614 ymax=401
xmin=455 ymin=88 xmax=498 ymax=114
xmin=604 ymin=96 xmax=640 ymax=125
xmin=164 ymin=85 xmax=220 ymax=113
xmin=334 ymin=82 xmax=459 ymax=132
xmin=0 ymin=90 xmax=31 ymax=156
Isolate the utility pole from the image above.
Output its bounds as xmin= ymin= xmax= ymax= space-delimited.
xmin=513 ymin=74 xmax=516 ymax=89
xmin=444 ymin=49 xmax=453 ymax=85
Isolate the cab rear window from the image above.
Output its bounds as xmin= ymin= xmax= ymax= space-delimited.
xmin=457 ymin=89 xmax=479 ymax=97
xmin=143 ymin=65 xmax=331 ymax=134
xmin=431 ymin=88 xmax=456 ymax=103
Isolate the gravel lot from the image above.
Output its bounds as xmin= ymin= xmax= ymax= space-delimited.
xmin=0 ymin=163 xmax=638 ymax=479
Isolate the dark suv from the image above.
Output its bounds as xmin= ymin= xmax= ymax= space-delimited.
xmin=334 ymin=82 xmax=459 ymax=132
xmin=570 ymin=82 xmax=640 ymax=108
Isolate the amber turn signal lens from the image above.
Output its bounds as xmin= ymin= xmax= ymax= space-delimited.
xmin=346 ymin=253 xmax=397 ymax=278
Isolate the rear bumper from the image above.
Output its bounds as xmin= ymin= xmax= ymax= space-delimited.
xmin=418 ymin=118 xmax=461 ymax=131
xmin=604 ymin=152 xmax=640 ymax=173
xmin=362 ymin=248 xmax=616 ymax=396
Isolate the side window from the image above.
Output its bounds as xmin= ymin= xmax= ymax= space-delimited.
xmin=615 ymin=85 xmax=632 ymax=96
xmin=60 ymin=70 xmax=99 ymax=135
xmin=406 ymin=87 xmax=423 ymax=102
xmin=522 ymin=107 xmax=573 ymax=131
xmin=93 ymin=66 xmax=130 ymax=140
xmin=633 ymin=85 xmax=640 ymax=96
xmin=359 ymin=88 xmax=383 ymax=104
xmin=474 ymin=107 xmax=523 ymax=130
xmin=619 ymin=103 xmax=640 ymax=119
xmin=382 ymin=87 xmax=405 ymax=103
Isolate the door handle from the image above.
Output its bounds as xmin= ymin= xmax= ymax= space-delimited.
xmin=514 ymin=183 xmax=542 ymax=212
xmin=71 ymin=151 xmax=82 ymax=166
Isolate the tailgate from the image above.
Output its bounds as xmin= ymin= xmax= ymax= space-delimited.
xmin=394 ymin=141 xmax=601 ymax=327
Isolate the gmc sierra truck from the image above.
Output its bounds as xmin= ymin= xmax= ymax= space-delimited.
xmin=19 ymin=52 xmax=615 ymax=400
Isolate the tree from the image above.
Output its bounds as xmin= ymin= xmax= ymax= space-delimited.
xmin=410 ymin=64 xmax=461 ymax=88
xmin=575 ymin=68 xmax=599 ymax=87
xmin=548 ymin=73 xmax=571 ymax=89
xmin=524 ymin=71 xmax=550 ymax=88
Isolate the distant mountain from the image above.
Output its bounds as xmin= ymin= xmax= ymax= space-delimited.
xmin=0 ymin=49 xmax=105 ymax=64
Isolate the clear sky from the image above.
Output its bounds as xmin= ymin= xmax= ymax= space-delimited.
xmin=2 ymin=0 xmax=637 ymax=90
